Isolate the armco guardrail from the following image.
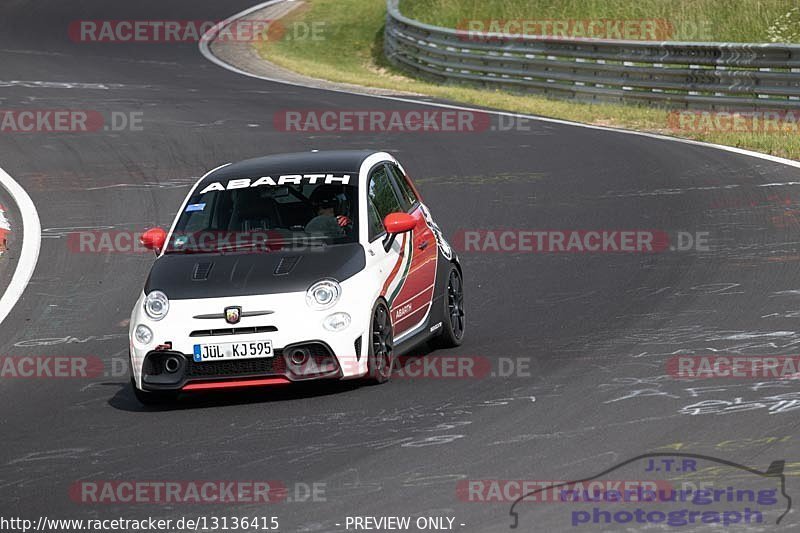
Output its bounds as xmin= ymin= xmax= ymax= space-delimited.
xmin=384 ymin=0 xmax=800 ymax=110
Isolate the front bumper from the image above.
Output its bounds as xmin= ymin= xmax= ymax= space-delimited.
xmin=138 ymin=341 xmax=348 ymax=392
xmin=129 ymin=285 xmax=373 ymax=391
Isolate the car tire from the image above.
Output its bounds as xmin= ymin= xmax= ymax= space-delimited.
xmin=365 ymin=301 xmax=395 ymax=384
xmin=131 ymin=378 xmax=178 ymax=406
xmin=434 ymin=264 xmax=465 ymax=348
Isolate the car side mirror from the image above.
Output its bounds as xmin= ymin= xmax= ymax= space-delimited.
xmin=382 ymin=212 xmax=415 ymax=251
xmin=384 ymin=212 xmax=416 ymax=234
xmin=141 ymin=227 xmax=167 ymax=255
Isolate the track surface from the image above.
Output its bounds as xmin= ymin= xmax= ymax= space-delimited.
xmin=1 ymin=1 xmax=800 ymax=531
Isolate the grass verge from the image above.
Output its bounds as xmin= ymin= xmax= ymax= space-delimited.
xmin=403 ymin=0 xmax=799 ymax=43
xmin=256 ymin=0 xmax=800 ymax=161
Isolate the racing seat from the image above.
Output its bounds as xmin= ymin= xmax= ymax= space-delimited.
xmin=229 ymin=194 xmax=282 ymax=231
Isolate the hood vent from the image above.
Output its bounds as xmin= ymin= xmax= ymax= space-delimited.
xmin=192 ymin=262 xmax=214 ymax=281
xmin=274 ymin=256 xmax=300 ymax=276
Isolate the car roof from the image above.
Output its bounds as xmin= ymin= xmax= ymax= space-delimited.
xmin=200 ymin=150 xmax=378 ymax=186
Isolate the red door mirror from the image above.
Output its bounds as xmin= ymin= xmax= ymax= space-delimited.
xmin=141 ymin=227 xmax=167 ymax=253
xmin=384 ymin=212 xmax=416 ymax=234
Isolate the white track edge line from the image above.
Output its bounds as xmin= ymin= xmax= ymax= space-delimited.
xmin=199 ymin=1 xmax=800 ymax=171
xmin=0 ymin=166 xmax=41 ymax=327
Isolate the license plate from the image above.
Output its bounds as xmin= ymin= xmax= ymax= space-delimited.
xmin=192 ymin=340 xmax=273 ymax=362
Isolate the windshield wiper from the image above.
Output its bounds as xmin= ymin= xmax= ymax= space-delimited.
xmin=216 ymin=242 xmax=263 ymax=254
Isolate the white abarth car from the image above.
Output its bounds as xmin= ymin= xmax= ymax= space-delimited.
xmin=129 ymin=151 xmax=464 ymax=404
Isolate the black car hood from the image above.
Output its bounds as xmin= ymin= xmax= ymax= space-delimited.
xmin=144 ymin=243 xmax=366 ymax=299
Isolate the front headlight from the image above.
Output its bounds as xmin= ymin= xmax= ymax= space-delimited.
xmin=306 ymin=279 xmax=341 ymax=310
xmin=144 ymin=290 xmax=169 ymax=321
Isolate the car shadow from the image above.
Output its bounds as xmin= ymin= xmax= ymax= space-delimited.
xmin=108 ymin=378 xmax=364 ymax=412
xmin=109 ymin=342 xmax=437 ymax=412
xmin=394 ymin=343 xmax=435 ymax=370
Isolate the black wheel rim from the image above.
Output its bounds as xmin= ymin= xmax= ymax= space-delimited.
xmin=447 ymin=270 xmax=465 ymax=339
xmin=372 ymin=305 xmax=394 ymax=378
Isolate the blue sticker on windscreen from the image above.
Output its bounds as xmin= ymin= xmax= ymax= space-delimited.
xmin=186 ymin=203 xmax=206 ymax=212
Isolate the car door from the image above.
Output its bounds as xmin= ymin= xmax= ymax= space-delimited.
xmin=364 ymin=164 xmax=415 ymax=338
xmin=384 ymin=162 xmax=437 ymax=338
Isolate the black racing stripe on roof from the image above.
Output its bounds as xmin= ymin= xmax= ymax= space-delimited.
xmin=201 ymin=151 xmax=376 ymax=186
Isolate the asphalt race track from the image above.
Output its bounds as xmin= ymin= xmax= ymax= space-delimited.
xmin=1 ymin=1 xmax=800 ymax=532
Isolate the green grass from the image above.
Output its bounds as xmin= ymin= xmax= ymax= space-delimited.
xmin=256 ymin=0 xmax=800 ymax=160
xmin=402 ymin=0 xmax=800 ymax=43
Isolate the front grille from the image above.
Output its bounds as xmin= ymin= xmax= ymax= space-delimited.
xmin=186 ymin=351 xmax=287 ymax=377
xmin=190 ymin=325 xmax=278 ymax=337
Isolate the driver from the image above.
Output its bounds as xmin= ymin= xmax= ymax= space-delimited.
xmin=305 ymin=185 xmax=351 ymax=236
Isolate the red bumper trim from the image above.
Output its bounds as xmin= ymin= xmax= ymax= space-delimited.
xmin=182 ymin=377 xmax=291 ymax=391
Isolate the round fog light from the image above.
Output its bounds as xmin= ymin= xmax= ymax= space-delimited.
xmin=134 ymin=324 xmax=153 ymax=345
xmin=323 ymin=312 xmax=351 ymax=332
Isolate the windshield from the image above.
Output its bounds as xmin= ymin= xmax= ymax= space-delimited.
xmin=164 ymin=177 xmax=358 ymax=254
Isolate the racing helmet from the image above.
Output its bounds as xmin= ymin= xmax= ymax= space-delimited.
xmin=310 ymin=184 xmax=350 ymax=217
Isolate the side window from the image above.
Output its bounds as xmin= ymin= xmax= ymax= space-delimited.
xmin=387 ymin=163 xmax=418 ymax=211
xmin=367 ymin=200 xmax=383 ymax=241
xmin=368 ymin=165 xmax=403 ymax=241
